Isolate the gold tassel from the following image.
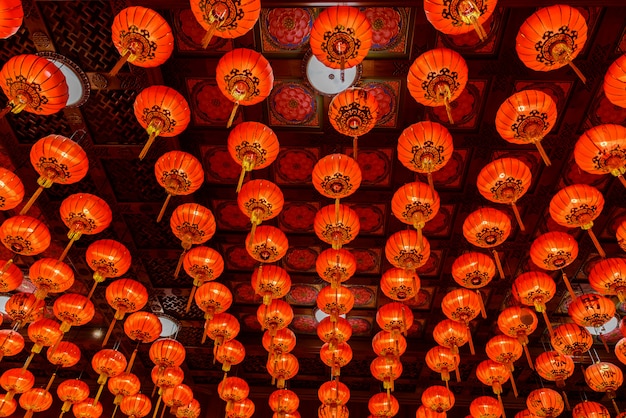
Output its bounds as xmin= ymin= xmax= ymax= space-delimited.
xmin=534 ymin=140 xmax=552 ymax=166
xmin=561 ymin=271 xmax=577 ymax=301
xmin=227 ymin=102 xmax=239 ymax=129
xmin=139 ymin=131 xmax=158 ymax=160
xmin=467 ymin=325 xmax=475 ymax=355
xmin=58 ymin=234 xmax=79 ymax=262
xmin=0 ymin=104 xmax=11 ymax=119
xmin=568 ymin=61 xmax=586 ymax=84
xmin=186 ymin=286 xmax=198 ymax=314
xmin=102 ymin=317 xmax=117 ymax=347
xmin=352 ymin=137 xmax=358 ymax=160
xmin=586 ymin=228 xmax=606 ymax=258
xmin=108 ymin=50 xmax=131 ymax=77
xmin=492 ymin=249 xmax=505 ymax=280
xmin=476 ymin=290 xmax=487 ymax=319
xmin=157 ymin=194 xmax=172 ymax=223
xmin=510 ymin=202 xmax=525 ymax=232
xmin=19 ymin=186 xmax=45 ymax=215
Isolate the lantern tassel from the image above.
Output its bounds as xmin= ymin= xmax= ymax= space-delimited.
xmin=186 ymin=285 xmax=198 ymax=313
xmin=497 ymin=393 xmax=506 ymax=418
xmin=541 ymin=310 xmax=555 ymax=340
xmin=46 ymin=372 xmax=56 ymax=391
xmin=93 ymin=383 xmax=105 ymax=404
xmin=470 ymin=15 xmax=487 ymax=41
xmin=109 ymin=50 xmax=131 ymax=77
xmin=427 ymin=173 xmax=435 ymax=191
xmin=201 ymin=26 xmax=217 ymax=49
xmin=510 ymin=202 xmax=525 ymax=232
xmin=443 ymin=94 xmax=454 ymax=125
xmin=174 ymin=250 xmax=187 ymax=279
xmin=586 ymin=228 xmax=606 ymax=258
xmin=111 ymin=404 xmax=119 ymax=418
xmin=476 ymin=290 xmax=487 ymax=319
xmin=87 ymin=280 xmax=99 ymax=300
xmin=0 ymin=258 xmax=13 ymax=275
xmin=561 ymin=391 xmax=571 ymax=411
xmin=522 ymin=344 xmax=533 ymax=369
xmin=25 ymin=411 xmax=34 ymax=418
xmin=454 ymin=366 xmax=461 ymax=382
xmin=102 ymin=317 xmax=117 ymax=347
xmin=159 ymin=403 xmax=167 ymax=418
xmin=560 ymin=271 xmax=577 ymax=301
xmin=492 ymin=249 xmax=505 ymax=280
xmin=352 ymin=136 xmax=358 ymax=160
xmin=236 ymin=165 xmax=247 ymax=193
xmin=152 ymin=394 xmax=162 ymax=418
xmin=202 ymin=319 xmax=209 ymax=345
xmin=58 ymin=235 xmax=79 ymax=262
xmin=0 ymin=104 xmax=11 ymax=119
xmin=19 ymin=185 xmax=45 ymax=215
xmin=22 ymin=352 xmax=35 ymax=370
xmin=568 ymin=61 xmax=586 ymax=84
xmin=617 ymin=174 xmax=626 ymax=189
xmin=509 ymin=371 xmax=518 ymax=398
xmin=466 ymin=325 xmax=475 ymax=355
xmin=612 ymin=398 xmax=621 ymax=415
xmin=157 ymin=194 xmax=172 ymax=223
xmin=249 ymin=222 xmax=258 ymax=249
xmin=534 ymin=140 xmax=552 ymax=166
xmin=599 ymin=333 xmax=610 ymax=353
xmin=126 ymin=346 xmax=139 ymax=373
xmin=227 ymin=102 xmax=239 ymax=129
xmin=139 ymin=132 xmax=158 ymax=161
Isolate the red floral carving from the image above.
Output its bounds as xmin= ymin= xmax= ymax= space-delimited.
xmin=416 ymin=252 xmax=439 ymax=275
xmin=217 ymin=202 xmax=250 ymax=229
xmin=266 ymin=8 xmax=312 ymax=48
xmin=272 ymin=84 xmax=316 ymax=123
xmin=284 ymin=247 xmax=318 ymax=271
xmin=206 ymin=148 xmax=240 ymax=181
xmin=352 ymin=205 xmax=384 ymax=233
xmin=292 ymin=316 xmax=317 ymax=333
xmin=280 ymin=203 xmax=317 ymax=231
xmin=364 ymin=83 xmax=393 ymax=122
xmin=424 ymin=206 xmax=451 ymax=235
xmin=403 ymin=289 xmax=431 ymax=308
xmin=349 ymin=286 xmax=375 ymax=306
xmin=235 ymin=283 xmax=259 ymax=303
xmin=242 ymin=314 xmax=263 ymax=331
xmin=432 ymin=151 xmax=462 ymax=185
xmin=276 ymin=149 xmax=316 ymax=183
xmin=364 ymin=8 xmax=401 ymax=49
xmin=287 ymin=285 xmax=318 ymax=305
xmin=357 ymin=150 xmax=389 ymax=184
xmin=225 ymin=246 xmax=257 ymax=270
xmin=352 ymin=249 xmax=378 ymax=273
xmin=348 ymin=318 xmax=371 ymax=335
xmin=195 ymin=83 xmax=231 ymax=122
xmin=594 ymin=95 xmax=626 ymax=125
xmin=179 ymin=9 xmax=208 ymax=46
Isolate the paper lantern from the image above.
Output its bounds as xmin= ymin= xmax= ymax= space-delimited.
xmin=604 ymin=54 xmax=626 ymax=108
xmin=316 ymin=285 xmax=353 ymax=324
xmin=534 ymin=351 xmax=574 ymax=388
xmin=0 ymin=0 xmax=22 ymax=39
xmin=516 ymin=4 xmax=588 ymax=82
xmin=263 ymin=328 xmax=296 ymax=363
xmin=314 ymin=204 xmax=360 ymax=250
xmin=416 ymin=405 xmax=446 ymax=418
xmin=71 ymin=399 xmax=102 ymax=418
xmin=183 ymin=246 xmax=224 ymax=312
xmin=441 ymin=288 xmax=482 ymax=354
xmin=57 ymin=379 xmax=89 ymax=417
xmin=102 ymin=278 xmax=148 ymax=347
xmin=29 ymin=258 xmax=74 ymax=300
xmin=574 ymin=124 xmax=626 ymax=188
xmin=372 ymin=330 xmax=407 ymax=363
xmin=462 ymin=207 xmax=511 ymax=279
xmin=476 ymin=359 xmax=516 ymax=402
xmin=176 ymin=399 xmax=201 ymax=418
xmin=497 ymin=306 xmax=538 ymax=369
xmin=319 ymin=341 xmax=352 ymax=378
xmin=318 ymin=380 xmax=350 ymax=409
xmin=205 ymin=313 xmax=240 ymax=354
xmin=376 ymin=301 xmax=414 ymax=338
xmin=219 ymin=376 xmax=249 ymax=412
xmin=568 ymin=293 xmax=616 ymax=337
xmin=0 ymin=215 xmax=51 ymax=266
xmin=0 ymin=395 xmax=16 ymax=417
xmin=316 ymin=248 xmax=356 ymax=289
xmin=511 ymin=271 xmax=557 ymax=338
xmin=4 ymin=292 xmax=44 ymax=329
xmin=257 ymin=299 xmax=294 ymax=337
xmin=0 ymin=258 xmax=22 ymax=292
xmin=195 ymin=282 xmax=233 ymax=342
xmin=53 ymin=293 xmax=95 ymax=335
xmin=572 ymin=401 xmax=610 ymax=418
xmin=551 ymin=323 xmax=593 ymax=357
xmin=123 ymin=311 xmax=162 ymax=372
xmin=267 ymin=352 xmax=299 ymax=389
xmin=397 ymin=121 xmax=454 ymax=190
xmin=317 ymin=316 xmax=352 ymax=350
xmin=190 ymin=0 xmax=260 ymax=48
xmin=380 ymin=267 xmax=421 ymax=302
xmin=385 ymin=229 xmax=430 ymax=271
xmin=433 ymin=319 xmax=468 ymax=355
xmin=368 ymin=392 xmax=399 ymax=417
xmin=238 ymin=179 xmax=284 ymax=244
xmin=407 ymin=48 xmax=468 ymax=124
xmin=328 ymin=88 xmax=379 ymax=157
xmin=155 ymin=151 xmax=204 ymax=221
xmin=319 ymin=405 xmax=348 ymax=418
xmin=526 ymin=388 xmax=564 ymax=418
xmin=162 ymin=384 xmax=194 ymax=415
xmin=216 ymin=48 xmax=274 ymax=127
xmin=149 ymin=338 xmax=186 ymax=369
xmin=425 ymin=345 xmax=460 ymax=387
xmin=495 ymin=90 xmax=557 ymax=166
xmin=451 ymin=251 xmax=495 ymax=290
xmin=485 ymin=335 xmax=523 ymax=374
xmin=19 ymin=387 xmax=53 ymax=418
xmin=227 ymin=121 xmax=279 ymax=192
xmin=370 ymin=356 xmax=402 ymax=394
xmin=0 ymin=330 xmax=24 ymax=362
xmin=0 ymin=54 xmax=68 ymax=118
xmin=585 ymin=361 xmax=623 ymax=414
xmin=170 ymin=203 xmax=216 ymax=278
xmin=85 ymin=239 xmax=131 ymax=299
xmin=470 ymin=396 xmax=502 ymax=418
xmin=588 ymin=258 xmax=626 ymax=303
xmin=47 ymin=341 xmax=81 ymax=371
xmin=529 ymin=231 xmax=579 ymax=300
xmin=23 ymin=318 xmax=62 ymax=368
xmin=0 ymin=167 xmax=23 ymax=211
xmin=120 ymin=393 xmax=152 ymax=418
xmin=246 ymin=224 xmax=288 ymax=264
xmin=108 ymin=372 xmax=140 ymax=409
xmin=617 ymin=219 xmax=626 ymax=253
xmin=424 ymin=0 xmax=497 ymax=40
xmin=110 ymin=6 xmax=174 ymax=76
xmin=0 ymin=368 xmax=34 ymax=402
xmin=391 ymin=181 xmax=440 ymax=244
xmin=312 ymin=153 xmax=361 ymax=209
xmin=269 ymin=389 xmax=299 ymax=416
xmin=91 ymin=349 xmax=127 ymax=403
xmin=421 ymin=385 xmax=455 ymax=413
xmin=227 ymin=398 xmax=255 ymax=418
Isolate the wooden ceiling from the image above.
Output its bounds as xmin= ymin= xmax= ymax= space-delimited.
xmin=1 ymin=1 xmax=626 ymax=417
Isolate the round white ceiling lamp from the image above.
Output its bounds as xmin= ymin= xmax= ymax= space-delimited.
xmin=157 ymin=313 xmax=181 ymax=338
xmin=303 ymin=49 xmax=362 ymax=97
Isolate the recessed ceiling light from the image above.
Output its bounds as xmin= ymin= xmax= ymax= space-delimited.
xmin=305 ymin=51 xmax=361 ymax=96
xmin=586 ymin=315 xmax=619 ymax=336
xmin=158 ymin=314 xmax=181 ymax=338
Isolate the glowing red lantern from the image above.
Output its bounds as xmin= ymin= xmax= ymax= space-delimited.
xmin=71 ymin=399 xmax=102 ymax=418
xmin=376 ymin=301 xmax=414 ymax=339
xmin=328 ymin=88 xmax=379 ymax=158
xmin=0 ymin=215 xmax=51 ymax=266
xmin=108 ymin=372 xmax=140 ymax=411
xmin=29 ymin=258 xmax=74 ymax=300
xmin=91 ymin=349 xmax=127 ymax=403
xmin=372 ymin=330 xmax=407 ymax=363
xmin=57 ymin=379 xmax=89 ymax=417
xmin=476 ymin=359 xmax=516 ymax=403
xmin=195 ymin=281 xmax=233 ymax=342
xmin=317 ymin=285 xmax=354 ymax=324
xmin=512 ymin=271 xmax=557 ymax=338
xmin=451 ymin=251 xmax=495 ymax=292
xmin=391 ymin=181 xmax=440 ymax=245
xmin=462 ymin=207 xmax=511 ymax=279
xmin=604 ymin=54 xmax=626 ymax=108
xmin=368 ymin=392 xmax=400 ymax=417
xmin=257 ymin=299 xmax=294 ymax=336
xmin=319 ymin=341 xmax=352 ymax=379
xmin=575 ymin=124 xmax=626 ymax=188
xmin=0 ymin=258 xmax=22 ymax=292
xmin=205 ymin=313 xmax=240 ymax=354
xmin=162 ymin=384 xmax=194 ymax=416
xmin=149 ymin=338 xmax=186 ymax=370
xmin=263 ymin=328 xmax=296 ymax=361
xmin=0 ymin=0 xmax=22 ymax=39
xmin=53 ymin=293 xmax=95 ymax=335
xmin=470 ymin=396 xmax=502 ymax=418
xmin=314 ymin=204 xmax=359 ymax=250
xmin=215 ymin=339 xmax=245 ymax=374
xmin=433 ymin=318 xmax=469 ymax=355
xmin=183 ymin=246 xmax=224 ymax=312
xmin=441 ymin=288 xmax=482 ymax=354
xmin=318 ymin=380 xmax=350 ymax=409
xmin=0 ymin=167 xmax=23 ymax=211
xmin=572 ymin=401 xmax=610 ymax=418
xmin=4 ymin=292 xmax=44 ymax=329
xmin=19 ymin=387 xmax=53 ymax=418
xmin=317 ymin=316 xmax=352 ymax=350
xmin=425 ymin=345 xmax=460 ymax=387
xmin=385 ymin=230 xmax=430 ymax=271
xmin=120 ymin=393 xmax=152 ymax=418
xmin=0 ymin=368 xmax=34 ymax=402
xmin=551 ymin=323 xmax=593 ymax=357
xmin=59 ymin=193 xmax=112 ymax=261
xmin=123 ymin=311 xmax=163 ymax=371
xmin=155 ymin=151 xmax=204 ymax=221
xmin=246 ymin=224 xmax=288 ymax=264
xmin=238 ymin=179 xmax=284 ymax=243
xmin=486 ymin=334 xmax=523 ymax=376
xmin=589 ymin=258 xmax=626 ymax=303
xmin=170 ymin=203 xmax=216 ymax=278
xmin=227 ymin=398 xmax=255 ymax=418
xmin=103 ymin=278 xmax=149 ymax=346
xmin=313 ymin=153 xmax=361 ymax=211
xmin=380 ymin=267 xmax=421 ymax=302
xmin=585 ymin=361 xmax=623 ymax=414
xmin=267 ymin=353 xmax=299 ymax=389
xmin=497 ymin=306 xmax=538 ymax=369
xmin=529 ymin=231 xmax=579 ymax=301
xmin=176 ymin=399 xmax=201 ymax=418
xmin=0 ymin=395 xmax=16 ymax=417
xmin=251 ymin=264 xmax=291 ymax=306
xmin=24 ymin=318 xmax=62 ymax=368
xmin=218 ymin=376 xmax=249 ymax=412
xmin=47 ymin=341 xmax=81 ymax=371
xmin=190 ymin=0 xmax=260 ymax=48
xmin=421 ymin=385 xmax=454 ymax=414
xmin=0 ymin=330 xmax=24 ymax=362
xmin=370 ymin=356 xmax=402 ymax=394
xmin=416 ymin=405 xmax=446 ymax=418
xmin=269 ymin=389 xmax=299 ymax=417
xmin=424 ymin=0 xmax=497 ymax=40
xmin=526 ymin=388 xmax=564 ymax=418
xmin=568 ymin=293 xmax=616 ymax=339
xmin=316 ymin=248 xmax=356 ymax=289
xmin=534 ymin=351 xmax=574 ymax=388
xmin=85 ymin=239 xmax=132 ymax=299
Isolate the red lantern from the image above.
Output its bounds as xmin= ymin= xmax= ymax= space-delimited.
xmin=59 ymin=193 xmax=112 ymax=261
xmin=218 ymin=376 xmax=249 ymax=412
xmin=368 ymin=392 xmax=400 ymax=418
xmin=102 ymin=278 xmax=149 ymax=347
xmin=0 ymin=0 xmax=22 ymax=39
xmin=451 ymin=251 xmax=495 ymax=291
xmin=267 ymin=352 xmax=299 ymax=389
xmin=170 ymin=203 xmax=216 ymax=278
xmin=190 ymin=0 xmax=260 ymax=48
xmin=0 ymin=167 xmax=23 ymax=210
xmin=205 ymin=313 xmax=240 ymax=354
xmin=123 ymin=311 xmax=163 ymax=372
xmin=149 ymin=338 xmax=186 ymax=369
xmin=470 ymin=396 xmax=502 ymax=418
xmin=314 ymin=204 xmax=359 ymax=250
xmin=317 ymin=316 xmax=352 ymax=350
xmin=110 ymin=6 xmax=173 ymax=76
xmin=372 ymin=330 xmax=407 ymax=363
xmin=57 ymin=379 xmax=90 ymax=417
xmin=257 ymin=299 xmax=294 ymax=336
xmin=155 ymin=151 xmax=204 ymax=221
xmin=91 ymin=349 xmax=127 ymax=403
xmin=0 ymin=215 xmax=51 ymax=267
xmin=151 ymin=366 xmax=184 ymax=394
xmin=319 ymin=405 xmax=348 ymax=418
xmin=0 ymin=396 xmax=15 ymax=417
xmin=85 ymin=239 xmax=131 ymax=299
xmin=246 ymin=224 xmax=288 ymax=264
xmin=572 ymin=401 xmax=610 ymax=418
xmin=71 ymin=398 xmax=102 ymax=418
xmin=529 ymin=231 xmax=579 ymax=301
xmin=328 ymin=88 xmax=379 ymax=158
xmin=376 ymin=301 xmax=414 ymax=339
xmin=516 ymin=4 xmax=588 ymax=83
xmin=370 ymin=356 xmax=402 ymax=394
xmin=463 ymin=207 xmax=511 ymax=279
xmin=0 ymin=258 xmax=22 ymax=292
xmin=407 ymin=48 xmax=468 ymax=124
xmin=29 ymin=258 xmax=74 ymax=300
xmin=183 ymin=246 xmax=224 ymax=312
xmin=317 ymin=285 xmax=354 ymax=324
xmin=421 ymin=385 xmax=454 ymax=413
xmin=589 ymin=258 xmax=626 ymax=303
xmin=269 ymin=389 xmax=299 ymax=417
xmin=425 ymin=345 xmax=460 ymax=387
xmin=252 ymin=265 xmax=291 ymax=306
xmin=120 ymin=393 xmax=152 ymax=418
xmin=195 ymin=281 xmax=233 ymax=342
xmin=176 ymin=399 xmax=201 ymax=418
xmin=575 ymin=124 xmax=626 ymax=188
xmin=227 ymin=121 xmax=279 ymax=192
xmin=53 ymin=293 xmax=95 ymax=337
xmin=23 ymin=318 xmax=62 ymax=369
xmin=497 ymin=306 xmax=538 ymax=369
xmin=216 ymin=339 xmax=245 ymax=374
xmin=604 ymin=54 xmax=626 ymax=108
xmin=108 ymin=372 xmax=140 ymax=409
xmin=227 ymin=398 xmax=255 ymax=418
xmin=391 ymin=181 xmax=440 ymax=245
xmin=385 ymin=230 xmax=430 ymax=271
xmin=568 ymin=293 xmax=616 ymax=338
xmin=526 ymin=388 xmax=564 ymax=418
xmin=316 ymin=248 xmax=356 ymax=289
xmin=19 ymin=387 xmax=53 ymax=418
xmin=585 ymin=361 xmax=624 ymax=414
xmin=238 ymin=179 xmax=284 ymax=243
xmin=319 ymin=342 xmax=352 ymax=379
xmin=263 ymin=328 xmax=296 ymax=360
xmin=0 ymin=368 xmax=34 ymax=402
xmin=476 ymin=359 xmax=516 ymax=402
xmin=47 ymin=341 xmax=81 ymax=369
xmin=216 ymin=48 xmax=274 ymax=128
xmin=318 ymin=380 xmax=350 ymax=409
xmin=380 ymin=267 xmax=421 ymax=302
xmin=485 ymin=334 xmax=523 ymax=375
xmin=549 ymin=184 xmax=606 ymax=257
xmin=441 ymin=288 xmax=482 ymax=354
xmin=534 ymin=351 xmax=574 ymax=388
xmin=433 ymin=319 xmax=468 ymax=355
xmin=551 ymin=323 xmax=593 ymax=357
xmin=512 ymin=271 xmax=556 ymax=337
xmin=0 ymin=330 xmax=24 ymax=362
xmin=397 ymin=121 xmax=454 ymax=190
xmin=162 ymin=384 xmax=194 ymax=416
xmin=424 ymin=0 xmax=497 ymax=40
xmin=416 ymin=405 xmax=446 ymax=418
xmin=313 ymin=153 xmax=361 ymax=211
xmin=0 ymin=54 xmax=68 ymax=118
xmin=4 ymin=292 xmax=44 ymax=329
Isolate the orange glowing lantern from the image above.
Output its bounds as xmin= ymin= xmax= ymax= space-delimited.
xmin=432 ymin=319 xmax=469 ymax=356
xmin=376 ymin=301 xmax=414 ymax=339
xmin=317 ymin=285 xmax=354 ymax=324
xmin=216 ymin=48 xmax=274 ymax=128
xmin=368 ymin=392 xmax=400 ymax=417
xmin=246 ymin=225 xmax=288 ymax=264
xmin=425 ymin=345 xmax=460 ymax=387
xmin=183 ymin=246 xmax=224 ymax=312
xmin=372 ymin=331 xmax=407 ymax=363
xmin=317 ymin=316 xmax=352 ymax=350
xmin=151 ymin=366 xmax=184 ymax=397
xmin=470 ymin=396 xmax=502 ymax=418
xmin=486 ymin=334 xmax=523 ymax=376
xmin=0 ymin=0 xmax=22 ymax=39
xmin=316 ymin=248 xmax=356 ymax=289
xmin=421 ymin=385 xmax=454 ymax=414
xmin=476 ymin=358 xmax=516 ymax=404
xmin=120 ymin=393 xmax=152 ymax=418
xmin=568 ymin=293 xmax=616 ymax=344
xmin=57 ymin=379 xmax=89 ymax=417
xmin=0 ymin=54 xmax=68 ymax=118
xmin=424 ymin=0 xmax=497 ymax=40
xmin=275 ymin=413 xmax=300 ymax=418
xmin=617 ymin=220 xmax=626 ymax=253
xmin=263 ymin=328 xmax=296 ymax=361
xmin=190 ymin=0 xmax=260 ymax=48
xmin=0 ymin=167 xmax=23 ymax=211
xmin=407 ymin=48 xmax=468 ymax=124
xmin=385 ymin=230 xmax=430 ymax=272
xmin=526 ymin=388 xmax=564 ymax=418
xmin=585 ymin=362 xmax=624 ymax=414
xmin=0 ymin=368 xmax=34 ymax=402
xmin=4 ymin=292 xmax=44 ymax=329
xmin=549 ymin=184 xmax=606 ymax=257
xmin=462 ymin=207 xmax=511 ymax=279
xmin=29 ymin=258 xmax=74 ymax=300
xmin=227 ymin=399 xmax=255 ymax=418
xmin=219 ymin=376 xmax=249 ymax=412
xmin=451 ymin=252 xmax=495 ymax=309
xmin=155 ymin=151 xmax=204 ymax=222
xmin=47 ymin=341 xmax=81 ymax=371
xmin=551 ymin=323 xmax=593 ymax=357
xmin=0 ymin=330 xmax=24 ymax=362
xmin=416 ymin=405 xmax=446 ymax=418
xmin=269 ymin=389 xmax=299 ymax=417
xmin=110 ymin=6 xmax=174 ymax=76
xmin=319 ymin=405 xmax=348 ymax=418
xmin=319 ymin=341 xmax=352 ymax=379
xmin=162 ymin=384 xmax=194 ymax=416
xmin=534 ymin=351 xmax=574 ymax=388
xmin=572 ymin=401 xmax=610 ymax=418
xmin=85 ymin=239 xmax=132 ymax=299
xmin=195 ymin=281 xmax=233 ymax=342
xmin=176 ymin=399 xmax=201 ymax=418
xmin=529 ymin=231 xmax=579 ymax=301
xmin=516 ymin=4 xmax=588 ymax=83
xmin=53 ymin=293 xmax=95 ymax=336
xmin=0 ymin=215 xmax=51 ymax=270
xmin=258 ymin=299 xmax=294 ymax=337
xmin=19 ymin=387 xmax=53 ymax=418
xmin=497 ymin=306 xmax=538 ymax=369
xmin=23 ymin=318 xmax=62 ymax=369
xmin=370 ymin=356 xmax=402 ymax=395
xmin=0 ymin=258 xmax=22 ymax=292
xmin=477 ymin=158 xmax=531 ymax=231
xmin=238 ymin=179 xmax=284 ymax=244
xmin=391 ymin=181 xmax=440 ymax=245
xmin=575 ymin=124 xmax=626 ymax=188
xmin=441 ymin=288 xmax=482 ymax=354
xmin=267 ymin=352 xmax=299 ymax=389
xmin=91 ymin=348 xmax=127 ymax=404
xmin=604 ymin=55 xmax=626 ymax=108
xmin=170 ymin=203 xmax=216 ymax=278
xmin=328 ymin=88 xmax=379 ymax=158
xmin=380 ymin=267 xmax=421 ymax=302
xmin=71 ymin=399 xmax=102 ymax=418
xmin=0 ymin=395 xmax=16 ymax=417
xmin=313 ymin=154 xmax=361 ymax=222
xmin=588 ymin=258 xmax=626 ymax=303
xmin=123 ymin=311 xmax=162 ymax=372
xmin=58 ymin=193 xmax=112 ymax=261
xmin=150 ymin=338 xmax=186 ymax=370
xmin=318 ymin=380 xmax=350 ymax=410
xmin=205 ymin=313 xmax=240 ymax=355
xmin=108 ymin=372 xmax=140 ymax=415
xmin=228 ymin=121 xmax=279 ymax=192
xmin=314 ymin=203 xmax=360 ymax=250
xmin=397 ymin=121 xmax=454 ymax=190
xmin=512 ymin=271 xmax=556 ymax=338
xmin=102 ymin=278 xmax=148 ymax=347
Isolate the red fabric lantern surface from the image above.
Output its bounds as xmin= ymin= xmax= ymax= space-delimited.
xmin=0 ymin=0 xmax=22 ymax=39
xmin=218 ymin=376 xmax=249 ymax=411
xmin=110 ymin=6 xmax=173 ymax=76
xmin=370 ymin=356 xmax=402 ymax=393
xmin=604 ymin=54 xmax=626 ymax=108
xmin=415 ymin=405 xmax=446 ymax=418
xmin=267 ymin=352 xmax=299 ymax=389
xmin=319 ymin=341 xmax=352 ymax=379
xmin=205 ymin=313 xmax=240 ymax=353
xmin=0 ymin=395 xmax=16 ymax=417
xmin=497 ymin=306 xmax=538 ymax=369
xmin=327 ymin=88 xmax=379 ymax=158
xmin=318 ymin=380 xmax=350 ymax=408
xmin=368 ymin=392 xmax=399 ymax=417
xmin=183 ymin=246 xmax=224 ymax=313
xmin=120 ymin=393 xmax=152 ymax=418
xmin=4 ymin=292 xmax=45 ymax=330
xmin=190 ymin=0 xmax=260 ymax=48
xmin=314 ymin=204 xmax=360 ymax=250
xmin=91 ymin=349 xmax=127 ymax=403
xmin=0 ymin=258 xmax=22 ymax=292
xmin=316 ymin=248 xmax=356 ymax=289
xmin=551 ymin=323 xmax=593 ymax=357
xmin=376 ymin=301 xmax=414 ymax=339
xmin=317 ymin=316 xmax=352 ymax=350
xmin=396 ymin=121 xmax=454 ymax=190
xmin=584 ymin=361 xmax=623 ymax=413
xmin=568 ymin=293 xmax=616 ymax=332
xmin=71 ymin=398 xmax=102 ymax=418
xmin=421 ymin=385 xmax=455 ymax=413
xmin=516 ymin=4 xmax=588 ymax=82
xmin=155 ymin=151 xmax=203 ymax=221
xmin=407 ymin=48 xmax=468 ymax=124
xmin=0 ymin=167 xmax=23 ymax=211
xmin=611 ymin=337 xmax=626 ymax=366
xmin=317 ymin=285 xmax=354 ymax=324
xmin=550 ymin=184 xmax=606 ymax=257
xmin=511 ymin=271 xmax=556 ymax=337
xmin=149 ymin=338 xmax=186 ymax=369
xmin=424 ymin=0 xmax=497 ymax=40
xmin=526 ymin=388 xmax=564 ymax=418
xmin=462 ymin=207 xmax=511 ymax=279
xmin=477 ymin=157 xmax=532 ymax=231
xmin=476 ymin=359 xmax=516 ymax=401
xmin=572 ymin=401 xmax=610 ymax=418
xmin=57 ymin=379 xmax=90 ymax=416
xmin=26 ymin=318 xmax=62 ymax=358
xmin=485 ymin=335 xmax=523 ymax=373
xmin=451 ymin=251 xmax=495 ymax=290
xmin=103 ymin=278 xmax=149 ymax=346
xmin=194 ymin=282 xmax=233 ymax=340
xmin=108 ymin=372 xmax=140 ymax=406
xmin=19 ymin=387 xmax=53 ymax=418
xmin=238 ymin=179 xmax=284 ymax=244
xmin=575 ymin=124 xmax=626 ymax=187
xmin=589 ymin=257 xmax=626 ymax=303
xmin=470 ymin=396 xmax=502 ymax=418
xmin=534 ymin=351 xmax=574 ymax=388
xmin=380 ymin=267 xmax=421 ymax=302
xmin=29 ymin=258 xmax=74 ymax=300
xmin=269 ymin=389 xmax=299 ymax=416
xmin=53 ymin=293 xmax=95 ymax=333
xmin=85 ymin=239 xmax=131 ymax=298
xmin=312 ymin=153 xmax=362 ymax=206
xmin=151 ymin=366 xmax=184 ymax=394
xmin=318 ymin=405 xmax=348 ymax=418
xmin=47 ymin=341 xmax=81 ymax=369
xmin=0 ymin=368 xmax=34 ymax=402
xmin=227 ymin=121 xmax=279 ymax=192
xmin=0 ymin=215 xmax=51 ymax=260
xmin=123 ymin=312 xmax=163 ymax=371
xmin=372 ymin=330 xmax=407 ymax=362
xmin=170 ymin=203 xmax=216 ymax=278
xmin=251 ymin=264 xmax=291 ymax=305
xmin=162 ymin=384 xmax=194 ymax=415
xmin=216 ymin=48 xmax=274 ymax=128
xmin=0 ymin=330 xmax=24 ymax=362
xmin=432 ymin=319 xmax=468 ymax=355
xmin=495 ymin=90 xmax=557 ymax=166
xmin=425 ymin=345 xmax=460 ymax=387
xmin=227 ymin=398 xmax=255 ymax=418
xmin=246 ymin=225 xmax=288 ymax=264
xmin=59 ymin=193 xmax=112 ymax=261
xmin=385 ymin=229 xmax=430 ymax=271
xmin=0 ymin=54 xmax=68 ymax=117
xmin=256 ymin=299 xmax=294 ymax=337
xmin=391 ymin=181 xmax=440 ymax=245
xmin=262 ymin=328 xmax=296 ymax=359
xmin=176 ymin=399 xmax=201 ymax=418
xmin=441 ymin=288 xmax=482 ymax=354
